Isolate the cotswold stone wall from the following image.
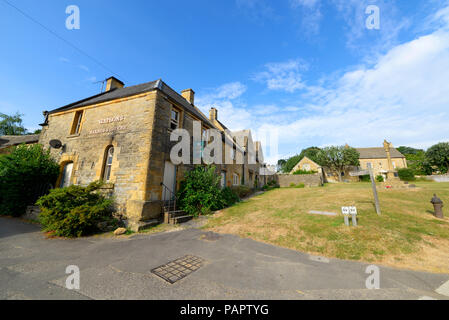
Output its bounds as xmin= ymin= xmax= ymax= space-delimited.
xmin=276 ymin=174 xmax=323 ymax=187
xmin=38 ymin=89 xmax=253 ymax=227
xmin=427 ymin=174 xmax=449 ymax=182
xmin=39 ymin=92 xmax=158 ymax=223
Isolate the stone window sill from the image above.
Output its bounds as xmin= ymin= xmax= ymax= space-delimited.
xmin=67 ymin=133 xmax=80 ymax=139
xmin=100 ymin=183 xmax=115 ymax=190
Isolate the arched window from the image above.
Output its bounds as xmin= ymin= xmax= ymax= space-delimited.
xmin=59 ymin=162 xmax=74 ymax=188
xmin=102 ymin=146 xmax=114 ymax=182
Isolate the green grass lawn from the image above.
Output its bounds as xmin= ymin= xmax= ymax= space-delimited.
xmin=204 ymin=182 xmax=449 ymax=273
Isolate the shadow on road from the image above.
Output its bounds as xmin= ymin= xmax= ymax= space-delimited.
xmin=0 ymin=217 xmax=41 ymax=240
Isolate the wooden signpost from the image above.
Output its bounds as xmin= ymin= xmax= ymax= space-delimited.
xmin=367 ymin=163 xmax=381 ymax=216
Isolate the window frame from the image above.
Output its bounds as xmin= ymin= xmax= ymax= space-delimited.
xmin=169 ymin=106 xmax=181 ymax=132
xmin=102 ymin=146 xmax=115 ymax=182
xmin=233 ymin=173 xmax=240 ymax=186
xmin=70 ymin=110 xmax=84 ymax=135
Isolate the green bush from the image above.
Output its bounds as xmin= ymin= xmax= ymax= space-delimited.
xmin=36 ymin=181 xmax=115 ymax=237
xmin=221 ymin=187 xmax=240 ymax=207
xmin=262 ymin=183 xmax=280 ymax=191
xmin=376 ymin=175 xmax=384 ymax=182
xmin=267 ymin=179 xmax=277 ymax=186
xmin=0 ymin=144 xmax=59 ymax=217
xmin=177 ymin=166 xmax=225 ymax=216
xmin=292 ymin=169 xmax=317 ymax=175
xmin=397 ymin=168 xmax=416 ymax=181
xmin=360 ymin=175 xmax=371 ymax=182
xmin=290 ymin=182 xmax=296 ymax=188
xmin=295 ymin=183 xmax=305 ymax=188
xmin=231 ymin=185 xmax=253 ymax=198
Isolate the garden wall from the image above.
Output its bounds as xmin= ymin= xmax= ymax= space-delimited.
xmin=276 ymin=174 xmax=323 ymax=187
xmin=427 ymin=174 xmax=449 ymax=182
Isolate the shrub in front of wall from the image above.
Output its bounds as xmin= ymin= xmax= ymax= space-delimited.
xmin=36 ymin=181 xmax=116 ymax=237
xmin=376 ymin=175 xmax=385 ymax=182
xmin=177 ymin=166 xmax=225 ymax=217
xmin=221 ymin=187 xmax=240 ymax=207
xmin=398 ymin=168 xmax=416 ymax=181
xmin=292 ymin=169 xmax=317 ymax=175
xmin=295 ymin=183 xmax=306 ymax=188
xmin=267 ymin=180 xmax=277 ymax=186
xmin=360 ymin=175 xmax=371 ymax=182
xmin=289 ymin=183 xmax=296 ymax=188
xmin=0 ymin=144 xmax=60 ymax=217
xmin=231 ymin=185 xmax=253 ymax=199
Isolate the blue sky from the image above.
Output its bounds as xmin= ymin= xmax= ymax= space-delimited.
xmin=1 ymin=0 xmax=449 ymax=164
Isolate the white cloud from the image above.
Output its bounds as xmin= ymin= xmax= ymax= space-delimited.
xmin=196 ymin=82 xmax=252 ymax=130
xmin=253 ymin=59 xmax=308 ymax=92
xmin=78 ymin=65 xmax=90 ymax=72
xmin=290 ymin=0 xmax=322 ymax=35
xmin=331 ymin=0 xmax=410 ymax=55
xmin=271 ymin=7 xmax=449 ymax=153
xmin=198 ymin=5 xmax=449 ymax=165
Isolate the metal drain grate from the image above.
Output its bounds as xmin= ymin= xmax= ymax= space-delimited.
xmin=151 ymin=255 xmax=205 ymax=284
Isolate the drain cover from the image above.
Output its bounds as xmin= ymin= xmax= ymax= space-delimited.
xmin=151 ymin=255 xmax=205 ymax=284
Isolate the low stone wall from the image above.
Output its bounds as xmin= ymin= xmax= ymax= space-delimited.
xmin=23 ymin=206 xmax=40 ymax=221
xmin=276 ymin=174 xmax=323 ymax=187
xmin=427 ymin=174 xmax=449 ymax=182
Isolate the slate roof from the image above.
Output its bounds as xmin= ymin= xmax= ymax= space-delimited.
xmin=0 ymin=134 xmax=40 ymax=148
xmin=47 ymin=79 xmax=216 ymax=128
xmin=356 ymin=147 xmax=405 ymax=159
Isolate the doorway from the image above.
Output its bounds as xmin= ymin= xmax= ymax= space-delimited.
xmin=59 ymin=162 xmax=73 ymax=188
xmin=163 ymin=161 xmax=177 ymax=201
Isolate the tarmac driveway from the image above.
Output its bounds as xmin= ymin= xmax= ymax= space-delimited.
xmin=1 ymin=217 xmax=448 ymax=300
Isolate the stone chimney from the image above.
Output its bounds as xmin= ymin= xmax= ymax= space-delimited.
xmin=181 ymin=89 xmax=195 ymax=104
xmin=209 ymin=108 xmax=218 ymax=121
xmin=105 ymin=77 xmax=124 ymax=91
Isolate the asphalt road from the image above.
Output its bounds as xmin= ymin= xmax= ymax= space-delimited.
xmin=1 ymin=217 xmax=448 ymax=300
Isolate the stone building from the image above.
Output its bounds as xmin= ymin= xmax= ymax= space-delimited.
xmin=286 ymin=140 xmax=406 ymax=183
xmin=0 ymin=134 xmax=40 ymax=154
xmin=38 ymin=77 xmax=265 ymax=230
xmin=289 ymin=156 xmax=321 ymax=174
xmin=356 ymin=140 xmax=407 ymax=180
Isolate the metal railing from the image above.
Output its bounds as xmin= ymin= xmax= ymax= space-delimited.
xmin=160 ymin=182 xmax=177 ymax=212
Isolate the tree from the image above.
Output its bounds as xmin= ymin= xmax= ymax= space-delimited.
xmin=0 ymin=144 xmax=59 ymax=216
xmin=299 ymin=147 xmax=321 ymax=164
xmin=279 ymin=147 xmax=322 ymax=173
xmin=397 ymin=146 xmax=424 ymax=155
xmin=405 ymin=151 xmax=433 ymax=175
xmin=426 ymin=142 xmax=449 ymax=174
xmin=276 ymin=159 xmax=286 ymax=172
xmin=316 ymin=146 xmax=360 ymax=182
xmin=0 ymin=112 xmax=27 ymax=135
xmin=282 ymin=154 xmax=302 ymax=173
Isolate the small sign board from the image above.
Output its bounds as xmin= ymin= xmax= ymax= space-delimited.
xmin=349 ymin=170 xmax=369 ymax=177
xmin=342 ymin=206 xmax=357 ymax=215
